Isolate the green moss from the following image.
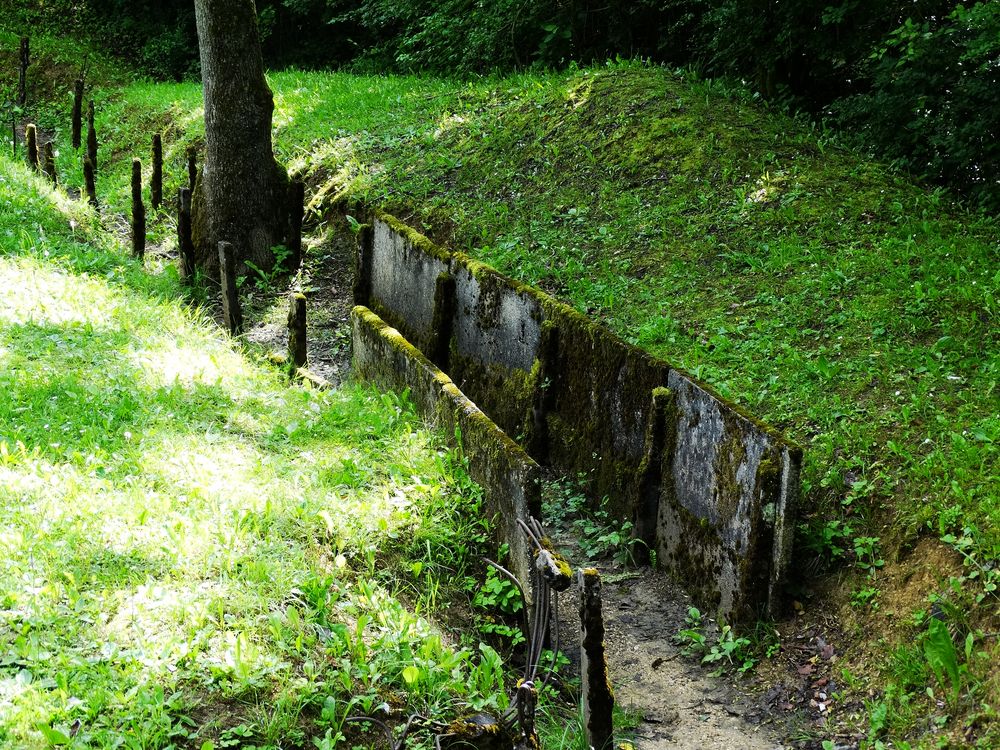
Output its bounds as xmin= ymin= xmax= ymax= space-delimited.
xmin=660 ymin=498 xmax=725 ymax=613
xmin=374 ymin=209 xmax=453 ymax=264
xmin=535 ymin=536 xmax=573 ymax=590
xmin=443 ymin=714 xmax=510 ymax=750
xmin=447 ymin=351 xmax=535 ymax=438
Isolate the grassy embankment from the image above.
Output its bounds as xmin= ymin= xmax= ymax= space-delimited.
xmin=1 ymin=150 xmax=542 ymax=749
xmin=0 ymin=50 xmax=543 ymax=750
xmin=5 ymin=25 xmax=999 ymax=749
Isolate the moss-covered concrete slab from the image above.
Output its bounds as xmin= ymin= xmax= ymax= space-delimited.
xmin=353 ymin=213 xmax=802 ymax=621
xmin=351 ymin=305 xmax=541 ymax=592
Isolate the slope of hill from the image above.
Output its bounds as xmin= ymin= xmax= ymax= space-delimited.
xmin=6 ymin=26 xmax=998 ymax=748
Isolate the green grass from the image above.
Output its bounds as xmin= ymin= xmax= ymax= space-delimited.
xmin=50 ymin=64 xmax=997 ymax=569
xmin=6 ymin=26 xmax=1000 ymax=748
xmin=0 ymin=153 xmax=519 ymax=748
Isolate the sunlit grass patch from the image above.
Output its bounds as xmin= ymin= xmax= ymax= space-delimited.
xmin=0 ymin=156 xmax=510 ymax=748
xmin=0 ymin=258 xmax=119 ymax=328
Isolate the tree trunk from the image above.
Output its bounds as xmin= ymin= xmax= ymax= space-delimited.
xmin=192 ymin=0 xmax=288 ymax=279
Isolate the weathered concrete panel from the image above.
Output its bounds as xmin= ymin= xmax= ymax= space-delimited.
xmin=450 ymin=256 xmax=542 ymax=373
xmin=656 ymin=371 xmax=799 ymax=619
xmin=366 ymin=215 xmax=451 ymax=353
xmin=446 ymin=255 xmax=544 ymax=436
xmin=353 ymin=213 xmax=802 ymax=621
xmin=351 ymin=305 xmax=540 ymax=593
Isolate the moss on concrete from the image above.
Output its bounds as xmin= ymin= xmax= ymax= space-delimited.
xmin=352 ymin=305 xmax=542 ymax=591
xmin=355 ymin=211 xmax=802 ymax=620
xmin=374 ymin=209 xmax=453 ymax=264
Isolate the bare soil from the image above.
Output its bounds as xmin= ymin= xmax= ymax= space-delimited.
xmin=548 ymin=522 xmax=792 ymax=750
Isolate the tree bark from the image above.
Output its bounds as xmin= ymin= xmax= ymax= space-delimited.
xmin=192 ymin=0 xmax=288 ymax=279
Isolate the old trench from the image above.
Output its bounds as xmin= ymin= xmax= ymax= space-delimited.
xmin=237 ymin=216 xmax=803 ymax=749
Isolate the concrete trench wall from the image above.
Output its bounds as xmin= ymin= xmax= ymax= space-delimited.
xmin=353 ymin=211 xmax=801 ymax=622
xmin=351 ymin=305 xmax=541 ymax=594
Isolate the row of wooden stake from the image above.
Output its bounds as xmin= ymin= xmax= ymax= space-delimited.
xmin=21 ymin=77 xmax=103 ymax=206
xmin=16 ymin=37 xmax=310 ymax=374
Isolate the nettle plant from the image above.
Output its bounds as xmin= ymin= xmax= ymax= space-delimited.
xmin=674 ymin=606 xmax=757 ymax=677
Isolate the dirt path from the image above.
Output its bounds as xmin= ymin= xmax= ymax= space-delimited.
xmin=239 ymin=227 xmax=356 ymax=385
xmin=549 ymin=524 xmax=790 ymax=750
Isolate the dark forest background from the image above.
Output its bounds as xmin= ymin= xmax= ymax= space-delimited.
xmin=8 ymin=0 xmax=998 ymax=210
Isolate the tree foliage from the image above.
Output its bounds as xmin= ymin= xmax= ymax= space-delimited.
xmin=833 ymin=2 xmax=1000 ymax=210
xmin=7 ymin=0 xmax=997 ymax=208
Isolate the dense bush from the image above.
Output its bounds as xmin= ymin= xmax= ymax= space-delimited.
xmin=833 ymin=2 xmax=1000 ymax=210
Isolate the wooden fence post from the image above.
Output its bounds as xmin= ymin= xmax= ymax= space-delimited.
xmin=71 ymin=79 xmax=84 ymax=149
xmin=178 ymin=187 xmax=195 ymax=281
xmin=25 ymin=124 xmax=38 ymax=170
xmin=86 ymin=100 xmax=98 ymax=170
xmin=579 ymin=568 xmax=615 ymax=750
xmin=43 ymin=141 xmax=57 ymax=186
xmin=287 ymin=292 xmax=307 ymax=372
xmin=151 ymin=133 xmax=162 ymax=210
xmin=17 ymin=37 xmax=29 ymax=107
xmin=131 ymin=159 xmax=145 ymax=260
xmin=186 ymin=145 xmax=197 ymax=191
xmin=218 ymin=241 xmax=243 ymax=335
xmin=83 ymin=154 xmax=97 ymax=207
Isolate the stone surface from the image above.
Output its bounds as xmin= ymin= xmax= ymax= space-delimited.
xmin=354 ymin=213 xmax=801 ymax=621
xmin=451 ymin=257 xmax=542 ymax=373
xmin=351 ymin=305 xmax=540 ymax=592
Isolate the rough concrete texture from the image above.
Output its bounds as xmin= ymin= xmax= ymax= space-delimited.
xmin=657 ymin=371 xmax=800 ymax=620
xmin=451 ymin=256 xmax=542 ymax=373
xmin=354 ymin=215 xmax=801 ymax=621
xmin=539 ymin=302 xmax=671 ymax=517
xmin=367 ymin=217 xmax=450 ymax=352
xmin=351 ymin=305 xmax=541 ymax=593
